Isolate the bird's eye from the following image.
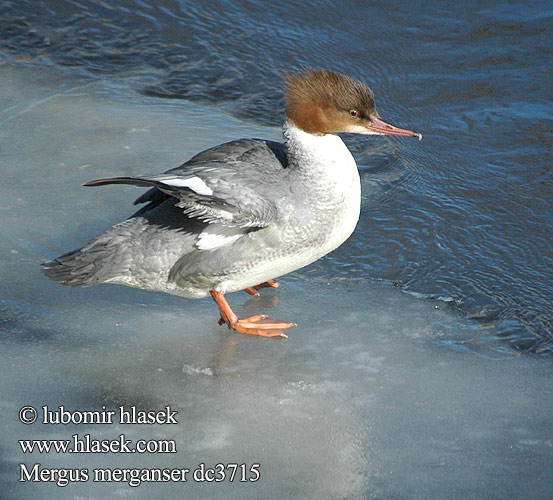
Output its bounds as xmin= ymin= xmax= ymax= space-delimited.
xmin=349 ymin=109 xmax=358 ymax=117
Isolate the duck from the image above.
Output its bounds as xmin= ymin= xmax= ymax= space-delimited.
xmin=42 ymin=69 xmax=421 ymax=338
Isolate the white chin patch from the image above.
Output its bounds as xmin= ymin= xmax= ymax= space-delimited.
xmin=196 ymin=226 xmax=242 ymax=250
xmin=160 ymin=176 xmax=213 ymax=195
xmin=342 ymin=124 xmax=380 ymax=135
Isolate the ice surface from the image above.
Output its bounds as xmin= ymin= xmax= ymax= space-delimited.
xmin=1 ymin=65 xmax=552 ymax=500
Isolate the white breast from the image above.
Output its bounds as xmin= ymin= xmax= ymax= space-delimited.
xmin=214 ymin=123 xmax=362 ymax=293
xmin=284 ymin=121 xmax=361 ymax=253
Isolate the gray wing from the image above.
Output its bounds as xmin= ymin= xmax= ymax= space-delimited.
xmin=133 ymin=138 xmax=287 ymax=206
xmin=84 ymin=139 xmax=287 ymax=229
xmin=183 ymin=138 xmax=288 ymax=167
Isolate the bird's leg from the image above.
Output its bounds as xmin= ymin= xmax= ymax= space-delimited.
xmin=255 ymin=279 xmax=280 ymax=290
xmin=244 ymin=279 xmax=281 ymax=296
xmin=210 ymin=291 xmax=295 ymax=338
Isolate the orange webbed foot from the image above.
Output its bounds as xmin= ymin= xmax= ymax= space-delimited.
xmin=232 ymin=315 xmax=296 ymax=338
xmin=244 ymin=279 xmax=281 ymax=296
xmin=211 ymin=290 xmax=295 ymax=339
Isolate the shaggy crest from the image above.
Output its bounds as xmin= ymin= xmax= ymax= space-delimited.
xmin=285 ymin=69 xmax=377 ymax=134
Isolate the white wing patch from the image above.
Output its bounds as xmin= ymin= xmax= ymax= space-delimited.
xmin=196 ymin=226 xmax=243 ymax=250
xmin=160 ymin=176 xmax=213 ymax=195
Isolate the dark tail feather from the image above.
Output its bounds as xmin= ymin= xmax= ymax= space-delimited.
xmin=41 ymin=236 xmax=124 ymax=287
xmin=41 ymin=247 xmax=98 ymax=287
xmin=83 ymin=177 xmax=155 ymax=188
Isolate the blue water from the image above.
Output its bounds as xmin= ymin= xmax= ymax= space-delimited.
xmin=1 ymin=2 xmax=553 ymax=499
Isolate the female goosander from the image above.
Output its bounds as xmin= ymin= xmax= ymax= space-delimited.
xmin=42 ymin=70 xmax=421 ymax=338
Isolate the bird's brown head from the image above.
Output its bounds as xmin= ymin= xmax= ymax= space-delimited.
xmin=285 ymin=69 xmax=421 ymax=139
